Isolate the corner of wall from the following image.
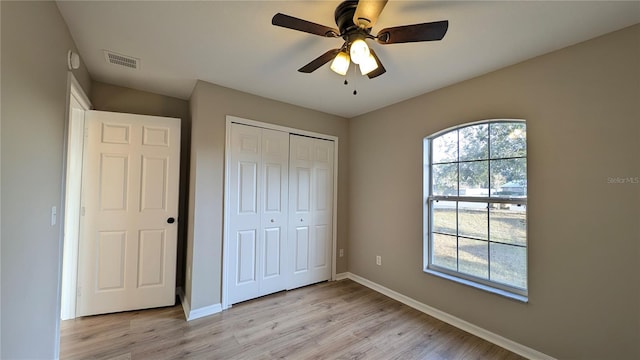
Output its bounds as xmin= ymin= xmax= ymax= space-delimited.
xmin=1 ymin=1 xmax=3 ymax=355
xmin=183 ymin=81 xmax=200 ymax=308
xmin=1 ymin=1 xmax=92 ymax=358
xmin=177 ymin=286 xmax=221 ymax=321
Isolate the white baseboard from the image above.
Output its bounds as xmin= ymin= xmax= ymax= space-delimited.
xmin=339 ymin=272 xmax=555 ymax=360
xmin=335 ymin=272 xmax=349 ymax=281
xmin=188 ymin=303 xmax=222 ymax=321
xmin=177 ymin=288 xmax=222 ymax=321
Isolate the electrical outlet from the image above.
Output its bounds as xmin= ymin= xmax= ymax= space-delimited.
xmin=339 ymin=248 xmax=344 ymax=257
xmin=376 ymin=255 xmax=382 ymax=266
xmin=187 ymin=266 xmax=191 ymax=282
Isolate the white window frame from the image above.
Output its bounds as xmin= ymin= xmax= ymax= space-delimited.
xmin=423 ymin=119 xmax=528 ymax=302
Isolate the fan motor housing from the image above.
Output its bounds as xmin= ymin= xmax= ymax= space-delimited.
xmin=335 ymin=1 xmax=365 ymax=36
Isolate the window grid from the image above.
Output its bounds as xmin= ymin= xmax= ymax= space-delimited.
xmin=433 ymin=155 xmax=526 ymax=166
xmin=455 ymin=132 xmax=460 ymax=272
xmin=426 ymin=121 xmax=527 ymax=297
xmin=431 ymin=231 xmax=527 ymax=248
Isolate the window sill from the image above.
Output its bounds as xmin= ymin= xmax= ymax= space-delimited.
xmin=424 ymin=269 xmax=528 ymax=303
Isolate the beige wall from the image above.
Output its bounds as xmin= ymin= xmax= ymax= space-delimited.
xmin=348 ymin=24 xmax=640 ymax=359
xmin=0 ymin=1 xmax=91 ymax=358
xmin=186 ymin=80 xmax=349 ymax=310
xmin=90 ymin=81 xmax=191 ymax=288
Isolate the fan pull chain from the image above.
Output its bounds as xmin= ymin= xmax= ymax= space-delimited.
xmin=351 ymin=62 xmax=358 ymax=95
xmin=341 ymin=63 xmax=358 ymax=95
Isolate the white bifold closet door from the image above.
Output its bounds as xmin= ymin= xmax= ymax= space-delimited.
xmin=288 ymin=134 xmax=334 ymax=290
xmin=228 ymin=123 xmax=290 ymax=304
xmin=227 ymin=123 xmax=335 ymax=305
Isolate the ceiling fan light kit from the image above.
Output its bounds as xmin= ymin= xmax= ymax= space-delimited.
xmin=348 ymin=37 xmax=379 ymax=75
xmin=272 ymin=0 xmax=448 ymax=80
xmin=349 ymin=39 xmax=370 ymax=64
xmin=330 ymin=51 xmax=351 ymax=76
xmin=358 ymin=53 xmax=379 ymax=75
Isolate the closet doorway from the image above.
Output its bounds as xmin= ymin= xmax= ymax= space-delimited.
xmin=223 ymin=116 xmax=338 ymax=308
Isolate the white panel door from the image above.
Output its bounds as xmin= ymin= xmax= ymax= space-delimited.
xmin=77 ymin=111 xmax=180 ymax=317
xmin=288 ymin=135 xmax=334 ymax=289
xmin=228 ymin=123 xmax=289 ymax=304
xmin=259 ymin=129 xmax=290 ymax=295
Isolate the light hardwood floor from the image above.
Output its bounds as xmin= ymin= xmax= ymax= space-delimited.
xmin=60 ymin=279 xmax=525 ymax=359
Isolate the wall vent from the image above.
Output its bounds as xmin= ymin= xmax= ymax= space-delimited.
xmin=103 ymin=50 xmax=140 ymax=70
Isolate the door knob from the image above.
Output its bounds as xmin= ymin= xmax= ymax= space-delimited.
xmin=270 ymin=219 xmax=275 ymax=223
xmin=167 ymin=217 xmax=176 ymax=224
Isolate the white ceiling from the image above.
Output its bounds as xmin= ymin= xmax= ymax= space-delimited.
xmin=56 ymin=1 xmax=639 ymax=118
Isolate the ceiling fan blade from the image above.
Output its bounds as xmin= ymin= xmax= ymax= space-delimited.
xmin=272 ymin=13 xmax=339 ymax=38
xmin=353 ymin=0 xmax=388 ymax=29
xmin=376 ymin=20 xmax=449 ymax=44
xmin=298 ymin=49 xmax=341 ymax=73
xmin=367 ymin=49 xmax=386 ymax=79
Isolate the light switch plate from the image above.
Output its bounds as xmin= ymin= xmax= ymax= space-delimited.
xmin=51 ymin=206 xmax=57 ymax=226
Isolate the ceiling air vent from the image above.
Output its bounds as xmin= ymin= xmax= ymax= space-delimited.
xmin=103 ymin=50 xmax=140 ymax=70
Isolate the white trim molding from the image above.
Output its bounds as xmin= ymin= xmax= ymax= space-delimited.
xmin=68 ymin=72 xmax=92 ymax=110
xmin=177 ymin=288 xmax=222 ymax=321
xmin=59 ymin=72 xmax=92 ymax=322
xmin=335 ymin=272 xmax=349 ymax=281
xmin=338 ymin=272 xmax=556 ymax=360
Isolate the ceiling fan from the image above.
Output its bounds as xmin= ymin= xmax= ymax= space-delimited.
xmin=271 ymin=0 xmax=449 ymax=79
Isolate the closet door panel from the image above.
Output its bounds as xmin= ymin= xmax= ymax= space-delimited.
xmin=313 ymin=224 xmax=329 ymax=269
xmin=294 ymin=226 xmax=310 ymax=273
xmin=289 ymin=136 xmax=312 ymax=288
xmin=311 ymin=139 xmax=334 ymax=282
xmin=238 ymin=162 xmax=258 ymax=214
xmin=263 ymin=228 xmax=281 ymax=278
xmin=236 ymin=230 xmax=257 ymax=284
xmin=259 ymin=128 xmax=289 ymax=295
xmin=288 ymin=135 xmax=334 ymax=289
xmin=228 ymin=124 xmax=262 ymax=304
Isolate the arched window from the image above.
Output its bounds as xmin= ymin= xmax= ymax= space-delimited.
xmin=423 ymin=120 xmax=528 ymax=300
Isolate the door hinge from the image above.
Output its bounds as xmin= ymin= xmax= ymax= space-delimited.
xmin=77 ymin=286 xmax=82 ymax=297
xmin=81 ymin=206 xmax=86 ymax=216
xmin=84 ymin=127 xmax=89 ymax=137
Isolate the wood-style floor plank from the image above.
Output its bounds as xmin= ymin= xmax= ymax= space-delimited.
xmin=60 ymin=279 xmax=525 ymax=360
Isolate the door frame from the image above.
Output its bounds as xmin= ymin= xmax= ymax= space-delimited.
xmin=222 ymin=115 xmax=339 ymax=310
xmin=60 ymin=73 xmax=92 ymax=321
